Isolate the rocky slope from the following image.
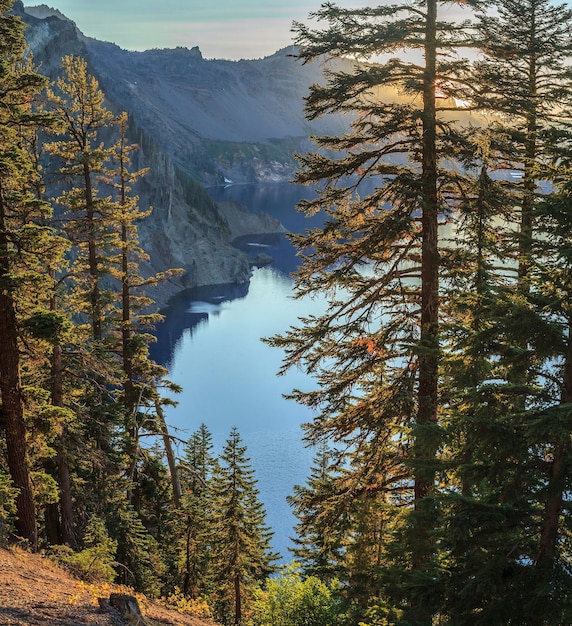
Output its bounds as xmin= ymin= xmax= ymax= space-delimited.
xmin=25 ymin=3 xmax=354 ymax=186
xmin=18 ymin=2 xmax=352 ymax=303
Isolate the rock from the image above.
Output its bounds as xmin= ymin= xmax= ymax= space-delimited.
xmin=251 ymin=252 xmax=273 ymax=267
xmin=15 ymin=5 xmax=350 ymax=307
xmin=109 ymin=593 xmax=149 ymax=625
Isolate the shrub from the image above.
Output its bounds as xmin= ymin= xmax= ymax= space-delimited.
xmin=52 ymin=516 xmax=117 ymax=582
xmin=161 ymin=587 xmax=213 ymax=618
xmin=0 ymin=471 xmax=17 ymax=542
xmin=247 ymin=562 xmax=343 ymax=626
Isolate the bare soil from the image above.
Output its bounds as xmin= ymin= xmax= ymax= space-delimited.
xmin=0 ymin=547 xmax=217 ymax=626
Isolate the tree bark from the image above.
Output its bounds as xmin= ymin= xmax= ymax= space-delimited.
xmin=154 ymin=392 xmax=182 ymax=507
xmin=536 ymin=323 xmax=572 ymax=571
xmin=234 ymin=574 xmax=241 ymax=625
xmin=409 ymin=0 xmax=440 ymax=621
xmin=83 ymin=161 xmax=101 ymax=341
xmin=50 ymin=281 xmax=75 ymax=547
xmin=108 ymin=593 xmax=149 ymax=625
xmin=0 ymin=192 xmax=38 ymax=550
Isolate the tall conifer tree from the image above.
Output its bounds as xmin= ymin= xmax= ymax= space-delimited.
xmin=272 ymin=1 xmax=476 ymax=620
xmin=0 ymin=0 xmax=53 ymax=549
xmin=210 ymin=428 xmax=277 ymax=624
xmin=46 ymin=55 xmax=117 ymax=343
xmin=460 ymin=3 xmax=572 ymax=617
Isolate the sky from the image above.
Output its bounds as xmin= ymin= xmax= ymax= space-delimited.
xmin=23 ymin=0 xmax=349 ymax=60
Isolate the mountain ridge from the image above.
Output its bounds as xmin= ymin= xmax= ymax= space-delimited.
xmin=17 ymin=2 xmax=352 ymax=304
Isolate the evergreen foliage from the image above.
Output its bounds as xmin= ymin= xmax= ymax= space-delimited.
xmin=269 ymin=1 xmax=478 ymax=620
xmin=52 ymin=515 xmax=118 ymax=582
xmin=0 ymin=0 xmax=60 ymax=550
xmin=177 ymin=423 xmax=218 ymax=598
xmin=272 ymin=0 xmax=572 ymax=623
xmin=210 ymin=427 xmax=278 ymax=625
xmin=3 ymin=0 xmax=572 ymax=621
xmin=288 ymin=443 xmax=346 ymax=582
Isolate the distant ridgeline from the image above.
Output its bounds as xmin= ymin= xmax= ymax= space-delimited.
xmin=18 ymin=1 xmax=351 ymax=303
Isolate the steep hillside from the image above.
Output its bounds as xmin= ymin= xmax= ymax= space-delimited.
xmin=25 ymin=3 xmax=354 ymax=186
xmin=0 ymin=546 xmax=217 ymax=625
xmin=83 ymin=41 xmax=354 ymax=185
xmin=17 ymin=3 xmax=361 ymax=303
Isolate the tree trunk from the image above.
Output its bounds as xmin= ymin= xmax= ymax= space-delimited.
xmin=83 ymin=161 xmax=101 ymax=341
xmin=154 ymin=392 xmax=182 ymax=507
xmin=183 ymin=514 xmax=192 ymax=596
xmin=0 ymin=193 xmax=38 ymax=550
xmin=234 ymin=574 xmax=241 ymax=625
xmin=50 ymin=284 xmax=75 ymax=547
xmin=108 ymin=593 xmax=149 ymax=625
xmin=536 ymin=323 xmax=572 ymax=571
xmin=409 ymin=0 xmax=440 ymax=621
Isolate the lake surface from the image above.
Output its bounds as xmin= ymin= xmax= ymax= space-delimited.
xmin=151 ymin=183 xmax=327 ymax=560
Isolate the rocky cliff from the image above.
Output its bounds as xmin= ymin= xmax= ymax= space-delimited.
xmin=82 ymin=40 xmax=354 ymax=186
xmin=18 ymin=2 xmax=351 ymax=303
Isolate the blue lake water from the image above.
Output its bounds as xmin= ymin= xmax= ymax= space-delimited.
xmin=151 ymin=183 xmax=327 ymax=560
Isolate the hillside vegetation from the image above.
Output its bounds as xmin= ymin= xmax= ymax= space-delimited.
xmin=0 ymin=546 xmax=218 ymax=625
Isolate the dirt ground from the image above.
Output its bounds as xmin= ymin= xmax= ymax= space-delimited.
xmin=0 ymin=546 xmax=217 ymax=626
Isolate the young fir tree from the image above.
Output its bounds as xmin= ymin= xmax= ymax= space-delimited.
xmin=0 ymin=0 xmax=57 ymax=549
xmin=178 ymin=423 xmax=218 ymax=598
xmin=210 ymin=427 xmax=277 ymax=625
xmin=287 ymin=443 xmax=346 ymax=583
xmin=270 ymin=1 xmax=477 ymax=620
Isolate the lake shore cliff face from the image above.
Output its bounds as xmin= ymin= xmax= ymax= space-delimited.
xmin=19 ymin=2 xmax=352 ymax=306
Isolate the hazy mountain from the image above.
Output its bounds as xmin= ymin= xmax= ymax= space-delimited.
xmin=19 ymin=2 xmax=354 ymax=303
xmin=83 ymin=41 xmax=356 ymax=186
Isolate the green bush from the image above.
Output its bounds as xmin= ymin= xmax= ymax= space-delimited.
xmin=52 ymin=516 xmax=117 ymax=582
xmin=247 ymin=562 xmax=343 ymax=626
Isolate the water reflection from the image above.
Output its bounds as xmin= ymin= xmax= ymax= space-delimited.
xmin=151 ymin=282 xmax=250 ymax=368
xmin=155 ymin=266 xmax=327 ymax=559
xmin=150 ymin=183 xmax=330 ymax=559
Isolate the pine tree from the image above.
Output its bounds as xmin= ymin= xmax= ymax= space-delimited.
xmin=41 ymin=56 xmax=185 ymax=588
xmin=287 ymin=443 xmax=345 ymax=583
xmin=0 ymin=0 xmax=55 ymax=550
xmin=108 ymin=113 xmax=183 ymax=500
xmin=437 ymin=134 xmax=548 ymax=623
xmin=444 ymin=3 xmax=572 ymax=618
xmin=210 ymin=428 xmax=277 ymax=624
xmin=475 ymin=0 xmax=572 ymax=286
xmin=271 ymin=1 xmax=477 ymax=620
xmin=45 ymin=55 xmax=117 ymax=343
xmin=178 ymin=424 xmax=217 ymax=598
xmin=107 ymin=112 xmax=167 ymax=497
xmin=525 ymin=178 xmax=572 ymax=620
xmin=18 ymin=99 xmax=77 ymax=548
